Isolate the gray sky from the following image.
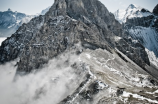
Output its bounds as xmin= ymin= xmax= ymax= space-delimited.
xmin=0 ymin=0 xmax=157 ymax=14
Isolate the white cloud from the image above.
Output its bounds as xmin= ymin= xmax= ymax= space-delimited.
xmin=0 ymin=51 xmax=86 ymax=104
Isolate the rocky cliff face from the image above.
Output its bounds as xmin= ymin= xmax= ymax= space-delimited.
xmin=0 ymin=0 xmax=150 ymax=72
xmin=125 ymin=15 xmax=155 ymax=27
xmin=153 ymin=4 xmax=158 ymax=15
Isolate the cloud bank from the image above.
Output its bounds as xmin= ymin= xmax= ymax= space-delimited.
xmin=0 ymin=52 xmax=84 ymax=104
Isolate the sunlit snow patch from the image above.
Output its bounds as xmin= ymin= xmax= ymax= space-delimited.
xmin=86 ymin=53 xmax=91 ymax=59
xmin=0 ymin=37 xmax=6 ymax=45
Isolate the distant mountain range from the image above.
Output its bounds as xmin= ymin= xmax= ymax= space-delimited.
xmin=114 ymin=4 xmax=158 ymax=67
xmin=0 ymin=7 xmax=50 ymax=37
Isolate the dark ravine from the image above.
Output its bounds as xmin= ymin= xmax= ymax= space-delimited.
xmin=0 ymin=0 xmax=150 ymax=72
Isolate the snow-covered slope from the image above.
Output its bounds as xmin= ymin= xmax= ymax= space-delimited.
xmin=146 ymin=48 xmax=158 ymax=67
xmin=126 ymin=26 xmax=158 ymax=67
xmin=114 ymin=9 xmax=126 ymax=23
xmin=114 ymin=4 xmax=153 ymax=23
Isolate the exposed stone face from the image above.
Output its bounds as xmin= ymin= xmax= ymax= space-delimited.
xmin=153 ymin=4 xmax=158 ymax=15
xmin=126 ymin=15 xmax=154 ymax=27
xmin=0 ymin=0 xmax=150 ymax=72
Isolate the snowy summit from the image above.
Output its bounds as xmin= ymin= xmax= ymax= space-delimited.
xmin=114 ymin=4 xmax=153 ymax=23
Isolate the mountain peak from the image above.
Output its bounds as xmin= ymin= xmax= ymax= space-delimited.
xmin=129 ymin=4 xmax=136 ymax=7
xmin=0 ymin=0 xmax=150 ymax=73
xmin=114 ymin=4 xmax=153 ymax=23
xmin=128 ymin=4 xmax=137 ymax=9
xmin=46 ymin=0 xmax=114 ymax=27
xmin=153 ymin=4 xmax=158 ymax=15
xmin=7 ymin=8 xmax=12 ymax=11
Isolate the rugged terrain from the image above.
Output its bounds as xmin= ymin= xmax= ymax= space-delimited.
xmin=0 ymin=0 xmax=150 ymax=71
xmin=0 ymin=0 xmax=158 ymax=104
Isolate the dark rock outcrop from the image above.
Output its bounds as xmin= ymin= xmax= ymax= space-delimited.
xmin=126 ymin=15 xmax=154 ymax=27
xmin=0 ymin=0 xmax=150 ymax=72
xmin=153 ymin=4 xmax=158 ymax=15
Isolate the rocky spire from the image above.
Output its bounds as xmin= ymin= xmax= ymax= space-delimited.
xmin=7 ymin=8 xmax=12 ymax=11
xmin=47 ymin=0 xmax=117 ymax=28
xmin=127 ymin=4 xmax=137 ymax=9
